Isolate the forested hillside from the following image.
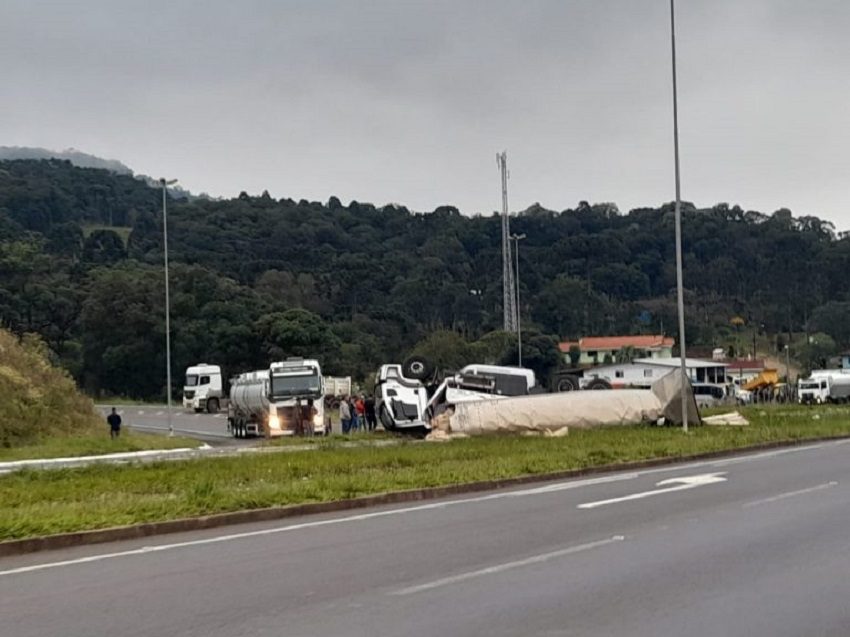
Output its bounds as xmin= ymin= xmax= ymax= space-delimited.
xmin=1 ymin=158 xmax=847 ymax=398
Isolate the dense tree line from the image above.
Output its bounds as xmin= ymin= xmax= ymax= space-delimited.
xmin=0 ymin=159 xmax=846 ymax=398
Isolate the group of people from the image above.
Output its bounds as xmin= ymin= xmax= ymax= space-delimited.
xmin=338 ymin=394 xmax=377 ymax=434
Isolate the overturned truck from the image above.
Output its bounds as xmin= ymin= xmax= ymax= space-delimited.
xmin=432 ymin=370 xmax=700 ymax=436
xmin=375 ymin=361 xmax=700 ymax=436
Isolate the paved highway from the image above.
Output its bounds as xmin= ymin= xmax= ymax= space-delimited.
xmin=96 ymin=405 xmax=240 ymax=445
xmin=2 ymin=439 xmax=850 ymax=636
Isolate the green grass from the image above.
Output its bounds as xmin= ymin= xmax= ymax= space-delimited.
xmin=264 ymin=431 xmax=398 ymax=447
xmin=0 ymin=431 xmax=199 ymax=462
xmin=2 ymin=404 xmax=849 ymax=541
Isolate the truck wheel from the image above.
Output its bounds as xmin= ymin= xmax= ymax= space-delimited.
xmin=206 ymin=398 xmax=220 ymax=414
xmin=379 ymin=403 xmax=396 ymax=431
xmin=402 ymin=356 xmax=435 ymax=381
xmin=555 ymin=375 xmax=580 ymax=392
xmin=586 ymin=378 xmax=612 ymax=390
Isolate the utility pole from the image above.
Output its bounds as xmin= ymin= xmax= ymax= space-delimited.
xmin=669 ymin=0 xmax=689 ymax=432
xmin=496 ymin=151 xmax=517 ymax=332
xmin=160 ymin=177 xmax=178 ymax=437
xmin=511 ymin=233 xmax=527 ymax=365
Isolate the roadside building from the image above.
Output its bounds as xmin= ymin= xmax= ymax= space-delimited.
xmin=558 ymin=335 xmax=675 ymax=366
xmin=582 ymin=357 xmax=729 ymax=389
xmin=724 ymin=358 xmax=766 ymax=383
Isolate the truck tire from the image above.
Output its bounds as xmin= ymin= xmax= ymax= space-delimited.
xmin=402 ymin=356 xmax=435 ymax=381
xmin=586 ymin=378 xmax=612 ymax=390
xmin=206 ymin=398 xmax=220 ymax=414
xmin=555 ymin=375 xmax=580 ymax=392
xmin=379 ymin=403 xmax=396 ymax=431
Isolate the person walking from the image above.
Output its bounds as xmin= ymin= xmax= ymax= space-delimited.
xmin=350 ymin=396 xmax=361 ymax=432
xmin=340 ymin=396 xmax=352 ymax=434
xmin=107 ymin=407 xmax=122 ymax=439
xmin=365 ymin=395 xmax=377 ymax=431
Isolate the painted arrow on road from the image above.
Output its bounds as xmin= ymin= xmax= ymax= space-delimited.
xmin=577 ymin=472 xmax=728 ymax=509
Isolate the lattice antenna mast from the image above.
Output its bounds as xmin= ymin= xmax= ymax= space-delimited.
xmin=497 ymin=151 xmax=517 ymax=332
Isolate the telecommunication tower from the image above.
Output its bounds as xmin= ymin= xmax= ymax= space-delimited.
xmin=496 ymin=151 xmax=517 ymax=332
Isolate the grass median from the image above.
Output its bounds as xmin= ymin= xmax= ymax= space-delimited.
xmin=0 ymin=431 xmax=200 ymax=462
xmin=2 ymin=404 xmax=848 ymax=541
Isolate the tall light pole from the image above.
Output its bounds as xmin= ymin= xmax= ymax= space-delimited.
xmin=670 ymin=0 xmax=689 ymax=432
xmin=160 ymin=177 xmax=178 ymax=437
xmin=511 ymin=233 xmax=526 ymax=366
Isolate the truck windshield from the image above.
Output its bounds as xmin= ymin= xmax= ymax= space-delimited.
xmin=800 ymin=382 xmax=819 ymax=390
xmin=270 ymin=372 xmax=321 ymax=398
xmin=185 ymin=375 xmax=199 ymax=387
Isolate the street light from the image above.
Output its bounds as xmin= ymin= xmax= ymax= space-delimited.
xmin=510 ymin=233 xmax=526 ymax=366
xmin=669 ymin=0 xmax=689 ymax=432
xmin=160 ymin=177 xmax=178 ymax=437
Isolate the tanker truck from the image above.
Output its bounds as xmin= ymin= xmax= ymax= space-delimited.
xmin=227 ymin=358 xmax=326 ymax=438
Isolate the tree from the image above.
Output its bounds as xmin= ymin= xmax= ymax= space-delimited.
xmin=799 ymin=333 xmax=838 ymax=373
xmin=810 ymin=302 xmax=850 ymax=348
xmin=616 ymin=345 xmax=638 ymax=363
xmin=499 ymin=330 xmax=561 ymax=386
xmin=568 ymin=344 xmax=581 ymax=367
xmin=409 ymin=330 xmax=474 ymax=372
xmin=255 ymin=309 xmax=340 ymax=363
xmin=82 ymin=229 xmax=126 ymax=264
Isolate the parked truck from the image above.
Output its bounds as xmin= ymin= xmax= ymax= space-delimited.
xmin=228 ymin=358 xmax=326 ymax=438
xmin=183 ymin=364 xmax=225 ymax=413
xmin=323 ymin=376 xmax=352 ymax=409
xmin=798 ymin=370 xmax=850 ymax=404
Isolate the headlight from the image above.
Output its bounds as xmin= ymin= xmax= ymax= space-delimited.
xmin=313 ymin=413 xmax=322 ymax=426
xmin=269 ymin=415 xmax=281 ymax=430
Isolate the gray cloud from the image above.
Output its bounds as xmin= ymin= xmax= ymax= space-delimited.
xmin=2 ymin=1 xmax=849 ymax=227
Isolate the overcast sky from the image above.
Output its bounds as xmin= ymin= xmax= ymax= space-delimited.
xmin=3 ymin=1 xmax=849 ymax=227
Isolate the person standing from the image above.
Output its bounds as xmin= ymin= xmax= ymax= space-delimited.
xmin=304 ymin=398 xmax=317 ymax=436
xmin=354 ymin=395 xmax=365 ymax=432
xmin=294 ymin=398 xmax=304 ymax=436
xmin=340 ymin=396 xmax=352 ymax=434
xmin=107 ymin=407 xmax=122 ymax=439
xmin=365 ymin=395 xmax=377 ymax=431
xmin=353 ymin=396 xmax=366 ymax=431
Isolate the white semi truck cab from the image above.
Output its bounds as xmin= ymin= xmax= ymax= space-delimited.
xmin=798 ymin=370 xmax=850 ymax=404
xmin=228 ymin=358 xmax=326 ymax=438
xmin=183 ymin=364 xmax=224 ymax=413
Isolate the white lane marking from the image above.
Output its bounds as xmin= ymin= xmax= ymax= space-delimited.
xmin=2 ymin=439 xmax=845 ymax=577
xmin=390 ymin=535 xmax=625 ymax=596
xmin=710 ymin=445 xmax=824 ymax=467
xmin=0 ymin=475 xmax=639 ymax=577
xmin=578 ymin=473 xmax=728 ymax=509
xmin=155 ymin=411 xmax=164 ymax=416
xmin=128 ymin=424 xmax=231 ymax=439
xmin=138 ymin=411 xmax=145 ymax=415
xmin=742 ymin=482 xmax=839 ymax=508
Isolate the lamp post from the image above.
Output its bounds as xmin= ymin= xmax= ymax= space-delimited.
xmin=510 ymin=233 xmax=526 ymax=366
xmin=785 ymin=344 xmax=792 ymax=398
xmin=160 ymin=177 xmax=178 ymax=437
xmin=669 ymin=0 xmax=689 ymax=432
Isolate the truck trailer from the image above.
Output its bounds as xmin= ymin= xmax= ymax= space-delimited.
xmin=228 ymin=358 xmax=326 ymax=437
xmin=798 ymin=370 xmax=850 ymax=404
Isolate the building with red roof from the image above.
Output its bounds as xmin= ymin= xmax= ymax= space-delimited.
xmin=559 ymin=335 xmax=675 ymax=365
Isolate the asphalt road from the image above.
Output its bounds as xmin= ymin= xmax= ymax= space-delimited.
xmin=3 ymin=439 xmax=850 ymax=636
xmin=96 ymin=405 xmax=241 ymax=445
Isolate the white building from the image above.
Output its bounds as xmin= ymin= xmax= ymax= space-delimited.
xmin=582 ymin=357 xmax=728 ymax=389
